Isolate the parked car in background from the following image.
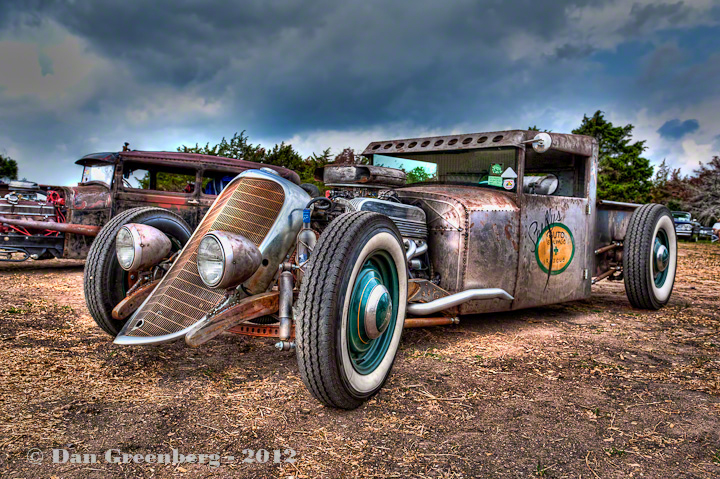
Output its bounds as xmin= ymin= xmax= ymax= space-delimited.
xmin=672 ymin=211 xmax=700 ymax=241
xmin=699 ymin=225 xmax=714 ymax=240
xmin=0 ymin=147 xmax=300 ymax=262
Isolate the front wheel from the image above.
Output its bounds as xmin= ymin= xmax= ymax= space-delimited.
xmin=623 ymin=204 xmax=677 ymax=310
xmin=84 ymin=207 xmax=192 ymax=336
xmin=295 ymin=212 xmax=408 ymax=409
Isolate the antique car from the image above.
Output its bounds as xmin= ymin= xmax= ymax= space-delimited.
xmin=0 ymin=147 xmax=299 ymax=262
xmin=672 ymin=211 xmax=700 ymax=241
xmin=84 ymin=130 xmax=678 ymax=409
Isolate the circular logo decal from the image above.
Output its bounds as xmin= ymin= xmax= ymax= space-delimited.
xmin=535 ymin=223 xmax=574 ymax=275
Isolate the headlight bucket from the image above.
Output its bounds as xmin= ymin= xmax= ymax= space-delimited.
xmin=115 ymin=223 xmax=172 ymax=271
xmin=197 ymin=231 xmax=262 ymax=289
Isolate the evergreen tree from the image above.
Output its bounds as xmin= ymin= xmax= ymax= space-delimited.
xmin=573 ymin=111 xmax=654 ymax=202
xmin=0 ymin=153 xmax=19 ymax=180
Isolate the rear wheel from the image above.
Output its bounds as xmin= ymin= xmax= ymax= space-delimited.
xmin=623 ymin=204 xmax=677 ymax=310
xmin=84 ymin=207 xmax=192 ymax=336
xmin=295 ymin=212 xmax=408 ymax=409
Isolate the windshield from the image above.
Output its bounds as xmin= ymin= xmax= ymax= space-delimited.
xmin=672 ymin=212 xmax=691 ymax=221
xmin=372 ymin=148 xmax=518 ymax=191
xmin=81 ymin=164 xmax=114 ymax=185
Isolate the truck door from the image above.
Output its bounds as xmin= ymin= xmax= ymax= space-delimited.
xmin=114 ymin=161 xmax=199 ymax=229
xmin=513 ymin=148 xmax=595 ymax=309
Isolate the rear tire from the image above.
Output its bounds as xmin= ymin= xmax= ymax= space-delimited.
xmin=84 ymin=207 xmax=192 ymax=336
xmin=623 ymin=204 xmax=677 ymax=310
xmin=295 ymin=212 xmax=408 ymax=409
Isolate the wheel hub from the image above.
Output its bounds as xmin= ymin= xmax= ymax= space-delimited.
xmin=654 ymin=240 xmax=669 ymax=272
xmin=364 ymin=284 xmax=392 ymax=340
xmin=347 ymin=251 xmax=400 ymax=375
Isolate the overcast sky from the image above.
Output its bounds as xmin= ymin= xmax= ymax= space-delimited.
xmin=1 ymin=0 xmax=719 ymax=185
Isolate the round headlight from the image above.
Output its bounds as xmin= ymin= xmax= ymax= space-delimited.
xmin=197 ymin=231 xmax=262 ymax=289
xmin=197 ymin=235 xmax=225 ymax=287
xmin=116 ymin=226 xmax=136 ymax=270
xmin=115 ymin=223 xmax=172 ymax=272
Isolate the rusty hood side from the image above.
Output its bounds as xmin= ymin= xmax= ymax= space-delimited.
xmin=397 ymin=185 xmax=520 ymax=314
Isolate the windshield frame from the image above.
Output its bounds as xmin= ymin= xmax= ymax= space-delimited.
xmin=371 ymin=148 xmax=519 ymax=192
xmin=80 ymin=163 xmax=115 ymax=186
xmin=672 ymin=212 xmax=691 ymax=221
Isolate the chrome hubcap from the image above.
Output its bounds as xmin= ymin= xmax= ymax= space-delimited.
xmin=655 ymin=243 xmax=669 ymax=272
xmin=364 ymin=284 xmax=392 ymax=340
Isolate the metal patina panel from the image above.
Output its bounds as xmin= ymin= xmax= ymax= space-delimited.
xmin=397 ymin=186 xmax=520 ymax=314
xmin=514 ymin=194 xmax=591 ymax=309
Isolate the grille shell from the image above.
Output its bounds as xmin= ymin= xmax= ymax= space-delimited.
xmin=124 ymin=178 xmax=284 ymax=338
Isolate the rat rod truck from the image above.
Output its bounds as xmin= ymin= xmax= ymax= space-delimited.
xmin=0 ymin=149 xmax=299 ymax=262
xmin=84 ymin=130 xmax=677 ymax=409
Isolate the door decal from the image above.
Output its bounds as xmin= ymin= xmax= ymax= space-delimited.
xmin=534 ymin=223 xmax=574 ymax=275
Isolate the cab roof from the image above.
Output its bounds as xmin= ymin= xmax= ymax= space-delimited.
xmin=75 ymin=150 xmax=300 ymax=184
xmin=362 ymin=130 xmax=596 ymax=157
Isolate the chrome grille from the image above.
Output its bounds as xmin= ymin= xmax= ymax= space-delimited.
xmin=126 ymin=178 xmax=285 ymax=337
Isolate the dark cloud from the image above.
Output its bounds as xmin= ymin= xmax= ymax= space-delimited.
xmin=0 ymin=0 xmax=719 ymax=184
xmin=553 ymin=43 xmax=596 ymax=60
xmin=657 ymin=118 xmax=700 ymax=139
xmin=620 ymin=1 xmax=690 ymax=36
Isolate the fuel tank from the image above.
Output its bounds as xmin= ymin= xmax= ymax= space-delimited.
xmin=397 ymin=185 xmax=520 ymax=314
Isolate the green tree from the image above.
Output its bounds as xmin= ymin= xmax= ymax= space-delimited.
xmin=178 ymin=131 xmax=265 ymax=163
xmin=406 ymin=166 xmax=434 ymax=184
xmin=0 ymin=153 xmax=19 ymax=180
xmin=573 ymin=111 xmax=654 ymax=203
xmin=178 ymin=131 xmax=326 ymax=186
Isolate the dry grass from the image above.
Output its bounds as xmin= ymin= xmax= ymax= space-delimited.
xmin=0 ymin=243 xmax=718 ymax=478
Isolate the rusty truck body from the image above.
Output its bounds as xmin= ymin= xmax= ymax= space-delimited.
xmin=0 ymin=150 xmax=299 ymax=262
xmin=84 ymin=130 xmax=677 ymax=409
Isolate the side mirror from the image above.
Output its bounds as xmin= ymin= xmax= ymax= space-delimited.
xmin=522 ymin=133 xmax=553 ymax=154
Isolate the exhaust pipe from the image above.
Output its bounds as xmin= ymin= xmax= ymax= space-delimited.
xmin=0 ymin=216 xmax=101 ymax=236
xmin=407 ymin=288 xmax=513 ymax=315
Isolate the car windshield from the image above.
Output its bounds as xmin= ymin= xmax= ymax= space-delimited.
xmin=672 ymin=212 xmax=691 ymax=221
xmin=372 ymin=147 xmax=518 ymax=191
xmin=81 ymin=164 xmax=114 ymax=185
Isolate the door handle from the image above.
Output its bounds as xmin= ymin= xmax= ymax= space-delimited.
xmin=187 ymin=199 xmax=199 ymax=205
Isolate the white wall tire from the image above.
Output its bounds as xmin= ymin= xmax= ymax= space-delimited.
xmin=295 ymin=211 xmax=408 ymax=409
xmin=624 ymin=204 xmax=677 ymax=310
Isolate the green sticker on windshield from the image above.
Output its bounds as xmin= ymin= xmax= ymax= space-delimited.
xmin=490 ymin=163 xmax=503 ymax=175
xmin=488 ymin=176 xmax=503 ymax=187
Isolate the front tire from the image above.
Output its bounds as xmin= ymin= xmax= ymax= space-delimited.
xmin=623 ymin=204 xmax=677 ymax=310
xmin=295 ymin=212 xmax=408 ymax=409
xmin=84 ymin=207 xmax=192 ymax=336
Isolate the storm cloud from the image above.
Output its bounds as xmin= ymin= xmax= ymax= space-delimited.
xmin=658 ymin=118 xmax=700 ymax=139
xmin=0 ymin=0 xmax=719 ymax=184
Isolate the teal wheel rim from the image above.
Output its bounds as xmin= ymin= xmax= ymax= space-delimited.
xmin=653 ymin=229 xmax=670 ymax=288
xmin=347 ymin=250 xmax=399 ymax=375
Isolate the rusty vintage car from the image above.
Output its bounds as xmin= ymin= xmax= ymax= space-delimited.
xmin=0 ymin=148 xmax=299 ymax=262
xmin=84 ymin=131 xmax=677 ymax=409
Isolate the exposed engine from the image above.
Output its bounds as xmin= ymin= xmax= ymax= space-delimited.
xmin=315 ymin=164 xmax=430 ymax=279
xmin=0 ymin=180 xmax=68 ymax=260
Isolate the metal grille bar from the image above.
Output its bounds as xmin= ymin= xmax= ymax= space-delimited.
xmin=126 ymin=178 xmax=284 ymax=337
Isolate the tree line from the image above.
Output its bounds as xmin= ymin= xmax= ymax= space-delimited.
xmin=565 ymin=111 xmax=719 ymax=226
xmin=1 ymin=113 xmax=718 ymax=225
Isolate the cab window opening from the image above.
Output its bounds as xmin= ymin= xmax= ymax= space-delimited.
xmin=122 ymin=163 xmax=196 ymax=194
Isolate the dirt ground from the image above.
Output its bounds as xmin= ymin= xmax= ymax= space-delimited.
xmin=0 ymin=243 xmax=718 ymax=478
